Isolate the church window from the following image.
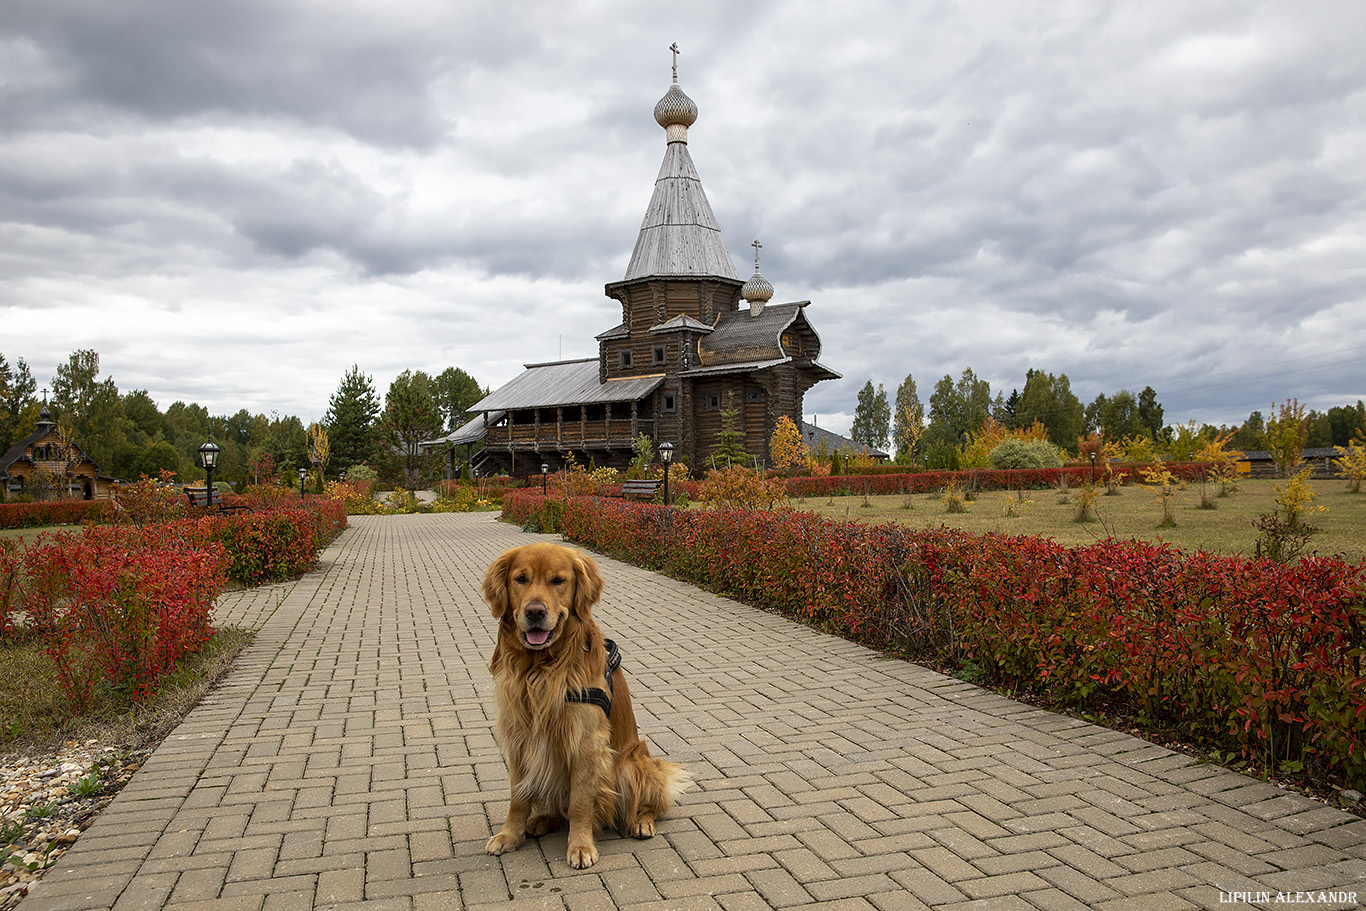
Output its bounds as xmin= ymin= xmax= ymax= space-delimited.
xmin=619 ymin=350 xmax=633 ymax=368
xmin=653 ymin=346 xmax=666 ymax=365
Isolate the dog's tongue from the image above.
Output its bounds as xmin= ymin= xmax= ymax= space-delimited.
xmin=526 ymin=629 xmax=551 ymax=646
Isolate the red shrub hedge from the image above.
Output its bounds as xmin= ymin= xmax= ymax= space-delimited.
xmin=2 ymin=527 xmax=227 ymax=708
xmin=502 ymin=490 xmax=1366 ymax=788
xmin=0 ymin=499 xmax=114 ymax=528
xmin=162 ymin=499 xmax=348 ymax=586
xmin=1 ymin=499 xmax=348 ymax=710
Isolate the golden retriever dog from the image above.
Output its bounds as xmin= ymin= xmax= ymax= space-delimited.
xmin=482 ymin=542 xmax=690 ymax=868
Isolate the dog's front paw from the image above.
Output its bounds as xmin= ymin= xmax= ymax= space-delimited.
xmin=630 ymin=815 xmax=656 ymax=839
xmin=567 ymin=841 xmax=599 ymax=868
xmin=486 ymin=831 xmax=523 ymax=856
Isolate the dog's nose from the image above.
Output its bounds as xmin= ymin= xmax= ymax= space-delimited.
xmin=524 ymin=603 xmax=547 ymax=626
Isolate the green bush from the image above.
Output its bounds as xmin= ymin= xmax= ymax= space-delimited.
xmin=988 ymin=439 xmax=1064 ymax=470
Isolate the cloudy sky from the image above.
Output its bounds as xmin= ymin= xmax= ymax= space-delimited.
xmin=2 ymin=0 xmax=1363 ymax=436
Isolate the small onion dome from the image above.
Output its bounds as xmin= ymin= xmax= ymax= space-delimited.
xmin=654 ymin=83 xmax=699 ymax=141
xmin=742 ymin=267 xmax=774 ymax=308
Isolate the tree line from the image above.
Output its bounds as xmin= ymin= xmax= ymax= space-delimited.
xmin=849 ymin=367 xmax=1366 ymax=469
xmin=0 ymin=350 xmax=488 ymax=493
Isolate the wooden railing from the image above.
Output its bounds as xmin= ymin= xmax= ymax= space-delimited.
xmin=486 ymin=419 xmax=654 ymax=450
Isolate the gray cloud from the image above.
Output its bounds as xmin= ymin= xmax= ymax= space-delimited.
xmin=1 ymin=0 xmax=1363 ymax=433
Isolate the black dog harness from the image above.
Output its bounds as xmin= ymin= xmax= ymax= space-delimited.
xmin=565 ymin=638 xmax=621 ymax=718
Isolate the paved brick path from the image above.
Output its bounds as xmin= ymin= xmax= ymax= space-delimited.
xmin=22 ymin=514 xmax=1366 ymax=910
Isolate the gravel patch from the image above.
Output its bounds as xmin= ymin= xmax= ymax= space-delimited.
xmin=0 ymin=740 xmax=148 ymax=909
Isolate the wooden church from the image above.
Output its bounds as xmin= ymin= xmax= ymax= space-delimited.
xmin=446 ymin=55 xmax=839 ymax=475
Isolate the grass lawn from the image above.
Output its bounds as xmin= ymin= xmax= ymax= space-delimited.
xmin=0 ymin=525 xmax=66 ymax=544
xmin=791 ymin=477 xmax=1366 ymax=563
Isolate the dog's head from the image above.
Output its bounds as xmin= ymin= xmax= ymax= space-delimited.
xmin=482 ymin=543 xmax=604 ymax=652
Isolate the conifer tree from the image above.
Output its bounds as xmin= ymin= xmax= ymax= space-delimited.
xmin=325 ymin=365 xmax=381 ymax=473
xmin=710 ymin=393 xmax=751 ymax=468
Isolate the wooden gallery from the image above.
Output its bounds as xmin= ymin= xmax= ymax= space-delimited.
xmin=438 ymin=61 xmax=840 ymax=475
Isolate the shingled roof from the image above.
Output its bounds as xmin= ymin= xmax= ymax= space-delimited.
xmin=470 ymin=359 xmax=664 ymax=412
xmin=693 ymin=301 xmax=838 ymax=381
xmin=699 ymin=302 xmax=805 ymax=365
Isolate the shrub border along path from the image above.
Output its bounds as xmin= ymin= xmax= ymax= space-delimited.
xmin=19 ymin=513 xmax=1366 ymax=911
xmin=505 ymin=492 xmax=1366 ymax=794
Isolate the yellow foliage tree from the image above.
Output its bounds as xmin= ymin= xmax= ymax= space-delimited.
xmin=697 ymin=465 xmax=787 ymax=510
xmin=769 ymin=416 xmax=809 ymax=474
xmin=894 ymin=401 xmax=924 ymax=465
xmin=1333 ymin=436 xmax=1366 ymax=493
xmin=1194 ymin=429 xmax=1244 ymax=493
xmin=1276 ymin=467 xmax=1325 ymax=527
xmin=307 ymin=422 xmax=330 ymax=492
xmin=1254 ymin=467 xmax=1326 ymax=563
xmin=1122 ymin=434 xmax=1159 ymax=463
xmin=1140 ymin=465 xmax=1179 ymax=527
xmin=1266 ymin=398 xmax=1309 ymax=478
xmin=308 ymin=422 xmax=330 ymax=470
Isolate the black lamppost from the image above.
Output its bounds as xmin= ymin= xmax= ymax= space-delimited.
xmin=199 ymin=441 xmax=221 ymax=507
xmin=659 ymin=441 xmax=674 ymax=507
xmin=541 ymin=462 xmax=549 ymax=494
xmin=1089 ymin=450 xmax=1097 ymax=485
xmin=298 ymin=467 xmax=308 ymax=499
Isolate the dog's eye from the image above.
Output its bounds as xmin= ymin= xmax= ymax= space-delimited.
xmin=550 ymin=576 xmax=566 ymax=586
xmin=513 ymin=573 xmax=528 ymax=585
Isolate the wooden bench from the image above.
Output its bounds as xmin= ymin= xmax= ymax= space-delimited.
xmin=620 ymin=479 xmax=663 ymax=500
xmin=185 ymin=489 xmax=252 ymax=513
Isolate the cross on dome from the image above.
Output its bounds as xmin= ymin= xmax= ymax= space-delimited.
xmin=654 ymin=42 xmax=698 ymax=136
xmin=742 ymin=238 xmax=775 ymax=308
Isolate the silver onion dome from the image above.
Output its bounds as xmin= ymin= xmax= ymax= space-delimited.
xmin=742 ymin=268 xmax=774 ymax=304
xmin=654 ymin=83 xmax=699 ymax=141
xmin=743 ymin=239 xmax=774 ymax=309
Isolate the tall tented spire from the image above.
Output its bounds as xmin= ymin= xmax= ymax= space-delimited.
xmin=622 ymin=44 xmax=739 ymax=282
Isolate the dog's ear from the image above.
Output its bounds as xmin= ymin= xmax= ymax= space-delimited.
xmin=482 ymin=548 xmax=518 ymax=618
xmin=571 ymin=550 xmax=604 ymax=620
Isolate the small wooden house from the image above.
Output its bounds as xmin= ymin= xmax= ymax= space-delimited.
xmin=0 ymin=405 xmax=115 ymax=500
xmin=1235 ymin=449 xmax=1343 ymax=480
xmin=443 ymin=65 xmax=839 ymax=475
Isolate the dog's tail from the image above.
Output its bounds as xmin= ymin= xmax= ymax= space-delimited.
xmin=615 ymin=741 xmax=693 ymax=834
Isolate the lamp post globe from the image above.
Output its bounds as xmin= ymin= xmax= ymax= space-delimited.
xmin=1089 ymin=450 xmax=1097 ymax=485
xmin=659 ymin=441 xmax=674 ymax=507
xmin=198 ymin=441 xmax=221 ymax=507
xmin=298 ymin=467 xmax=308 ymax=499
xmin=541 ymin=462 xmax=549 ymax=494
